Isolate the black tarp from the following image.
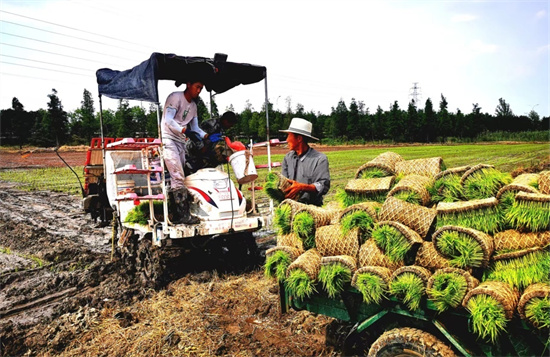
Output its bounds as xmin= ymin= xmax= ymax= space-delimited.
xmin=96 ymin=53 xmax=266 ymax=103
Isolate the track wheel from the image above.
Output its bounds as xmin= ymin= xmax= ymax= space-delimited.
xmin=367 ymin=327 xmax=456 ymax=357
xmin=136 ymin=239 xmax=164 ymax=288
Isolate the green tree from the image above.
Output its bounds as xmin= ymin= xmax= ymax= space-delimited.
xmin=348 ymin=98 xmax=360 ymax=139
xmin=46 ymin=88 xmax=69 ymax=146
xmin=424 ymin=98 xmax=436 ymax=142
xmin=69 ymin=89 xmax=97 ymax=144
xmin=114 ymin=99 xmax=133 ymax=137
xmin=145 ymin=103 xmax=159 ymax=137
xmin=437 ymin=94 xmax=450 ymax=140
xmin=495 ymin=98 xmax=515 ymax=131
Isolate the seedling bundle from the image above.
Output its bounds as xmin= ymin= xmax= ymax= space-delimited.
xmin=265 ymin=151 xmax=549 ymax=343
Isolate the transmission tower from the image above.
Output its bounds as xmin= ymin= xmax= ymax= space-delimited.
xmin=409 ymin=82 xmax=422 ymax=107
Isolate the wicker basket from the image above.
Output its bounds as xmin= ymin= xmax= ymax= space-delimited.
xmin=321 ymin=255 xmax=357 ymax=272
xmin=395 ymin=157 xmax=444 ymax=178
xmin=286 ymin=248 xmax=322 ymax=281
xmin=432 ymin=225 xmax=494 ymax=268
xmin=463 ymin=281 xmax=520 ymax=320
xmin=496 ymin=173 xmax=540 ymax=200
xmin=375 ymin=220 xmax=424 ymax=246
xmin=265 ymin=172 xmax=293 ymax=202
xmin=266 ymin=245 xmax=303 ymax=261
xmin=315 ymin=224 xmax=360 ymax=258
xmin=355 ymin=151 xmax=403 ymax=178
xmin=391 ymin=265 xmax=432 ymax=287
xmin=279 ymin=199 xmax=310 ymax=218
xmin=434 ymin=166 xmax=471 ymax=181
xmin=378 ymin=196 xmax=437 ymax=239
xmin=517 ymin=282 xmax=550 ymax=328
xmin=345 ymin=176 xmax=395 ymax=194
xmin=387 ymin=174 xmax=434 ymax=206
xmin=358 ymin=239 xmax=404 ymax=270
xmin=415 ymin=241 xmax=451 ymax=271
xmin=436 ymin=197 xmax=498 ymax=214
xmin=493 ymin=230 xmax=550 ymax=253
xmin=539 ymin=171 xmax=550 ymax=194
xmin=277 ymin=232 xmax=304 ymax=251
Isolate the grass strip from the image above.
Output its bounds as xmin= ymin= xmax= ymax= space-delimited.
xmin=483 ymin=250 xmax=550 ymax=290
xmin=273 ymin=204 xmax=292 ymax=235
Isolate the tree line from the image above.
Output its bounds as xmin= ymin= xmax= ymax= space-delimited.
xmin=1 ymin=88 xmax=548 ymax=148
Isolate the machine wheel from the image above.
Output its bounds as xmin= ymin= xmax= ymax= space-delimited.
xmin=367 ymin=327 xmax=456 ymax=357
xmin=136 ymin=238 xmax=165 ymax=288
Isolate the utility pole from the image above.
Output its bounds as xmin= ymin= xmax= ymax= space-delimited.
xmin=409 ymin=82 xmax=422 ymax=107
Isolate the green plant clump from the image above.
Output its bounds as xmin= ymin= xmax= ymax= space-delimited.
xmin=436 ymin=206 xmax=502 ymax=235
xmin=463 ymin=168 xmax=512 ymax=200
xmin=392 ymin=190 xmax=422 ymax=205
xmin=318 ymin=263 xmax=352 ymax=299
xmin=358 ymin=167 xmax=390 ymax=179
xmin=124 ymin=201 xmax=164 ymax=224
xmin=436 ymin=231 xmax=485 ymax=268
xmin=427 ymin=273 xmax=468 ymax=312
xmin=525 ymin=297 xmax=550 ymax=329
xmin=273 ymin=204 xmax=292 ymax=234
xmin=389 ymin=272 xmax=425 ymax=311
xmin=483 ymin=250 xmax=550 ymax=290
xmin=292 ymin=211 xmax=316 ymax=249
xmin=355 ymin=273 xmax=387 ymax=304
xmin=340 ymin=210 xmax=375 ymax=237
xmin=335 ymin=188 xmax=387 ymax=208
xmin=371 ymin=225 xmax=411 ymax=263
xmin=264 ymin=171 xmax=286 ymax=203
xmin=505 ymin=199 xmax=550 ymax=232
xmin=429 ymin=175 xmax=464 ymax=203
xmin=466 ymin=294 xmax=508 ymax=343
xmin=286 ymin=268 xmax=316 ymax=300
xmin=264 ymin=250 xmax=293 ymax=282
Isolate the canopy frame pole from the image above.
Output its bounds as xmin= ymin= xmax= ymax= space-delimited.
xmin=264 ymin=72 xmax=272 ymax=172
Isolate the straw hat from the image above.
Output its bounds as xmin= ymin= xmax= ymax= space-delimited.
xmin=279 ymin=117 xmax=319 ymax=140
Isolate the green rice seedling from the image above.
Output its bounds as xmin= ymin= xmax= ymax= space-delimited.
xmin=483 ymin=250 xmax=550 ymax=290
xmin=318 ymin=263 xmax=352 ymax=298
xmin=429 ymin=175 xmax=464 ymax=203
xmin=466 ymin=294 xmax=508 ymax=343
xmin=463 ymin=168 xmax=512 ymax=200
xmin=273 ymin=204 xmax=292 ymax=234
xmin=335 ymin=188 xmax=387 ymax=208
xmin=371 ymin=224 xmax=411 ymax=263
xmin=286 ymin=268 xmax=316 ymax=300
xmin=525 ymin=297 xmax=550 ymax=329
xmin=124 ymin=201 xmax=164 ymax=225
xmin=436 ymin=231 xmax=484 ymax=268
xmin=389 ymin=272 xmax=425 ymax=311
xmin=264 ymin=171 xmax=286 ymax=203
xmin=391 ymin=190 xmax=422 ymax=205
xmin=505 ymin=198 xmax=550 ymax=232
xmin=292 ymin=211 xmax=316 ymax=249
xmin=436 ymin=206 xmax=502 ymax=235
xmin=340 ymin=210 xmax=375 ymax=237
xmin=355 ymin=272 xmax=388 ymax=304
xmin=264 ymin=250 xmax=294 ymax=282
xmin=427 ymin=273 xmax=468 ymax=312
xmin=358 ymin=167 xmax=388 ymax=179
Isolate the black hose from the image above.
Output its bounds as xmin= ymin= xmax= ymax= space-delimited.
xmin=55 ymin=147 xmax=85 ymax=197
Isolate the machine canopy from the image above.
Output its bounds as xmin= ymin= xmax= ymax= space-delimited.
xmin=96 ymin=52 xmax=266 ymax=103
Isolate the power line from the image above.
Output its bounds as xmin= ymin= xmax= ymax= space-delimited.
xmin=0 ymin=61 xmax=91 ymax=76
xmin=0 ymin=9 xmax=151 ymax=50
xmin=0 ymin=31 xmax=135 ymax=61
xmin=0 ymin=54 xmax=90 ymax=71
xmin=0 ymin=19 xmax=145 ymax=54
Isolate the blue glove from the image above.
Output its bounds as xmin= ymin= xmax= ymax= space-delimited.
xmin=209 ymin=133 xmax=222 ymax=143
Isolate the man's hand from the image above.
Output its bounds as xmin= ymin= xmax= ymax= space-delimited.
xmin=209 ymin=133 xmax=222 ymax=143
xmin=283 ymin=181 xmax=315 ymax=199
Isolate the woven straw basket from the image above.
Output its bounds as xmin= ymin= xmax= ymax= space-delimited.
xmin=279 ymin=199 xmax=310 ymax=218
xmin=355 ymin=151 xmax=403 ymax=178
xmin=460 ymin=163 xmax=495 ymax=185
xmin=395 ymin=157 xmax=444 ymax=178
xmin=345 ymin=176 xmax=395 ymax=194
xmin=493 ymin=230 xmax=550 ymax=253
xmin=277 ymin=232 xmax=304 ymax=251
xmin=434 ymin=166 xmax=471 ymax=181
xmin=286 ymin=248 xmax=322 ymax=280
xmin=415 ymin=241 xmax=451 ymax=271
xmin=315 ymin=224 xmax=360 ymax=258
xmin=358 ymin=239 xmax=404 ymax=270
xmin=391 ymin=265 xmax=432 ymax=287
xmin=351 ymin=265 xmax=393 ymax=288
xmin=427 ymin=267 xmax=480 ymax=304
xmin=378 ymin=196 xmax=437 ymax=239
xmin=539 ymin=171 xmax=550 ymax=194
xmin=321 ymin=255 xmax=357 ymax=272
xmin=432 ymin=225 xmax=495 ymax=268
xmin=496 ymin=173 xmax=540 ymax=200
xmin=375 ymin=220 xmax=424 ymax=246
xmin=515 ymin=191 xmax=550 ymax=204
xmin=338 ymin=201 xmax=380 ymax=222
xmin=436 ymin=196 xmax=498 ymax=214
xmin=292 ymin=205 xmax=339 ymax=229
xmin=388 ymin=174 xmax=434 ymax=206
xmin=266 ymin=245 xmax=303 ymax=261
xmin=463 ymin=281 xmax=520 ymax=320
xmin=517 ymin=282 xmax=550 ymax=327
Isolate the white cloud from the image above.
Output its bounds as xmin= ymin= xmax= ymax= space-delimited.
xmin=452 ymin=14 xmax=478 ymax=22
xmin=535 ymin=9 xmax=547 ymax=20
xmin=470 ymin=39 xmax=498 ymax=54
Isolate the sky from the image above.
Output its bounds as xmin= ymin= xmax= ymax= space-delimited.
xmin=0 ymin=0 xmax=548 ymax=119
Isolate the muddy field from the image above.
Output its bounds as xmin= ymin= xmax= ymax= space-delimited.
xmin=0 ymin=148 xmax=344 ymax=357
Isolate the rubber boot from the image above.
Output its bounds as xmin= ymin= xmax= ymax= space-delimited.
xmin=173 ymin=188 xmax=200 ymax=225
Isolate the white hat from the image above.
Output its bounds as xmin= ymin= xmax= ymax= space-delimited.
xmin=279 ymin=118 xmax=319 ymax=140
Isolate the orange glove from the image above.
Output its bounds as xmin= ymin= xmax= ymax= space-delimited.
xmin=283 ymin=180 xmax=316 ymax=200
xmin=224 ymin=136 xmax=246 ymax=151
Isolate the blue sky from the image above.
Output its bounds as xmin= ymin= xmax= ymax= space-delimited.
xmin=0 ymin=0 xmax=548 ymax=118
